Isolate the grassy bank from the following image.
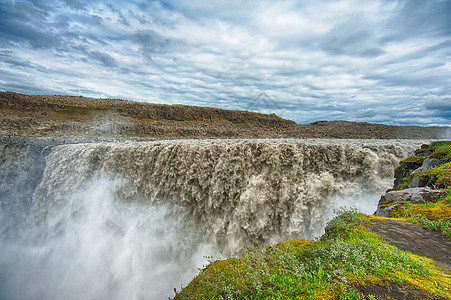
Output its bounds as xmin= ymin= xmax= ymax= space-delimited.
xmin=174 ymin=209 xmax=450 ymax=299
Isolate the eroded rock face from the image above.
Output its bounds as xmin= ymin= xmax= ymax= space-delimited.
xmin=393 ymin=160 xmax=422 ymax=187
xmin=374 ymin=152 xmax=446 ymax=217
xmin=374 ymin=188 xmax=446 ymax=217
xmin=408 ymin=158 xmax=442 ymax=188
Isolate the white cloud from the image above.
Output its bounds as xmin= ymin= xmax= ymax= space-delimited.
xmin=0 ymin=0 xmax=450 ymax=126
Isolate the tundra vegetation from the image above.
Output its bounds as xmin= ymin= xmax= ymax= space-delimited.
xmin=174 ymin=141 xmax=451 ymax=299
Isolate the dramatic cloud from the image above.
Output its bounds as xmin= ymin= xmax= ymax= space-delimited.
xmin=1 ymin=0 xmax=450 ymax=126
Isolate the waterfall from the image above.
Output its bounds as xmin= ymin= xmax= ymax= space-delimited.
xmin=0 ymin=138 xmax=422 ymax=299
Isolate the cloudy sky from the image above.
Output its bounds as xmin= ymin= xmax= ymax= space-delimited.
xmin=1 ymin=0 xmax=450 ymax=126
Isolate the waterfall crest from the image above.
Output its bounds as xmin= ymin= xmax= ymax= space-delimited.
xmin=31 ymin=139 xmax=418 ymax=250
xmin=0 ymin=138 xmax=422 ymax=299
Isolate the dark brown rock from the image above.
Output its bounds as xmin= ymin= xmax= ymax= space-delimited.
xmin=408 ymin=158 xmax=442 ymax=188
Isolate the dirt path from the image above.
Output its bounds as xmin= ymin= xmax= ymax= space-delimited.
xmin=368 ymin=219 xmax=451 ymax=273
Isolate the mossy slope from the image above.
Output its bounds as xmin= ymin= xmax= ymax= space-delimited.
xmin=174 ymin=209 xmax=451 ymax=299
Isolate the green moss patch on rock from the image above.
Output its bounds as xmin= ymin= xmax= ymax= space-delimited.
xmin=375 ymin=140 xmax=451 ymax=236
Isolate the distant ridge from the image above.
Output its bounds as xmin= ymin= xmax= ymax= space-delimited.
xmin=0 ymin=91 xmax=447 ymax=139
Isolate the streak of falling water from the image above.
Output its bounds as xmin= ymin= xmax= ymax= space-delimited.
xmin=0 ymin=177 xmax=215 ymax=300
xmin=0 ymin=138 xmax=424 ymax=299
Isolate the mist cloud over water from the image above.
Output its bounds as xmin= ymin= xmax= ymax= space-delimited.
xmin=0 ymin=177 xmax=214 ymax=300
xmin=0 ymin=139 xmax=423 ymax=299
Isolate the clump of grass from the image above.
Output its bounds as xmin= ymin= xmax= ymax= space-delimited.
xmin=323 ymin=207 xmax=368 ymax=239
xmin=408 ymin=215 xmax=451 ymax=237
xmin=174 ymin=208 xmax=451 ymax=299
xmin=427 ymin=142 xmax=451 ymax=162
xmin=419 ymin=162 xmax=451 ymax=188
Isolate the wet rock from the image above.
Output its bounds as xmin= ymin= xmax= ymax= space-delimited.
xmin=393 ymin=159 xmax=422 ymax=188
xmin=408 ymin=158 xmax=442 ymax=188
xmin=374 ymin=187 xmax=446 ymax=217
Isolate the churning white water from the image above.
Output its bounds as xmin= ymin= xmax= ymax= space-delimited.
xmin=0 ymin=138 xmax=424 ymax=299
xmin=0 ymin=176 xmax=214 ymax=300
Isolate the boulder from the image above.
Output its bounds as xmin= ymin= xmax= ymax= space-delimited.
xmin=393 ymin=160 xmax=422 ymax=188
xmin=374 ymin=187 xmax=446 ymax=217
xmin=408 ymin=158 xmax=442 ymax=188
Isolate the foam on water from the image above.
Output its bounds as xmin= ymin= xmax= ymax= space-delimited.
xmin=0 ymin=176 xmax=214 ymax=300
xmin=0 ymin=139 xmax=424 ymax=299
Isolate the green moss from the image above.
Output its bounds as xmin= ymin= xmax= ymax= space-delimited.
xmin=378 ymin=200 xmax=409 ymax=208
xmin=266 ymin=239 xmax=312 ymax=252
xmin=429 ymin=141 xmax=451 ymax=148
xmin=399 ymin=155 xmax=423 ymax=164
xmin=389 ymin=200 xmax=451 ymax=222
xmin=174 ymin=209 xmax=451 ymax=300
xmin=419 ymin=162 xmax=451 ymax=188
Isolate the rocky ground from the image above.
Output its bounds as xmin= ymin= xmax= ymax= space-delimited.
xmin=1 ymin=91 xmax=448 ymax=139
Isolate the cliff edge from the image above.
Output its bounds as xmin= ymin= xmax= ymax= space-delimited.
xmin=1 ymin=91 xmax=448 ymax=139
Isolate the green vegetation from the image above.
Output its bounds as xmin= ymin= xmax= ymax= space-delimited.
xmin=389 ymin=141 xmax=451 ymax=192
xmin=174 ymin=209 xmax=451 ymax=299
xmin=384 ymin=141 xmax=451 ymax=236
xmin=416 ymin=142 xmax=451 ymax=191
xmin=408 ymin=215 xmax=451 ymax=237
xmin=388 ymin=199 xmax=451 ymax=237
xmin=415 ymin=141 xmax=451 ymax=160
xmin=421 ymin=162 xmax=451 ymax=189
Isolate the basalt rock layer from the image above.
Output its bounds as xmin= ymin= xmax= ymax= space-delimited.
xmin=1 ymin=92 xmax=448 ymax=139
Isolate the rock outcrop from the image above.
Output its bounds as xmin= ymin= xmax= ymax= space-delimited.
xmin=374 ymin=188 xmax=445 ymax=217
xmin=408 ymin=158 xmax=442 ymax=188
xmin=374 ymin=142 xmax=449 ymax=217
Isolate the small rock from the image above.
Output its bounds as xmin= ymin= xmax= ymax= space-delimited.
xmin=374 ymin=187 xmax=446 ymax=217
xmin=374 ymin=203 xmax=403 ymax=217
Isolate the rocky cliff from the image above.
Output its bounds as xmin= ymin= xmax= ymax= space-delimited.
xmin=1 ymin=92 xmax=448 ymax=139
xmin=374 ymin=141 xmax=451 ymax=227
